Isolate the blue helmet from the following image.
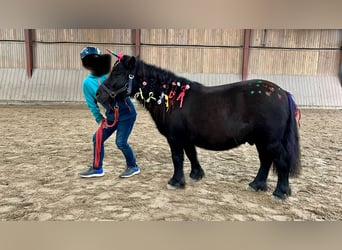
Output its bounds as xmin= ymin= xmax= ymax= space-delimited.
xmin=80 ymin=46 xmax=101 ymax=60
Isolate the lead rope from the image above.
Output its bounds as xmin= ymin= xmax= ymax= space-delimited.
xmin=94 ymin=105 xmax=119 ymax=168
xmin=94 ymin=80 xmax=119 ymax=168
xmin=94 ymin=106 xmax=119 ymax=168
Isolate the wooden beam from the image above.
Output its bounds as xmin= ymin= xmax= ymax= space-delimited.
xmin=242 ymin=29 xmax=251 ymax=81
xmin=24 ymin=29 xmax=33 ymax=78
xmin=134 ymin=29 xmax=141 ymax=58
xmin=339 ymin=46 xmax=342 ymax=83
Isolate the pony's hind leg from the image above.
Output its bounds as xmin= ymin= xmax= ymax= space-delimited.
xmin=252 ymin=142 xmax=292 ymax=200
xmin=272 ymin=156 xmax=291 ymax=200
xmin=248 ymin=143 xmax=274 ymax=192
xmin=166 ymin=138 xmax=186 ymax=189
xmin=184 ymin=143 xmax=205 ymax=181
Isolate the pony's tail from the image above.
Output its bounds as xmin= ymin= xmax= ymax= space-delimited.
xmin=281 ymin=92 xmax=301 ymax=177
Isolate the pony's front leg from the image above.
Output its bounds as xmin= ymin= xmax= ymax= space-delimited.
xmin=184 ymin=143 xmax=205 ymax=181
xmin=167 ymin=138 xmax=186 ymax=189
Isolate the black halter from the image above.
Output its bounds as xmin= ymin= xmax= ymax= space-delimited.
xmin=126 ymin=74 xmax=134 ymax=95
xmin=101 ymin=74 xmax=135 ymax=99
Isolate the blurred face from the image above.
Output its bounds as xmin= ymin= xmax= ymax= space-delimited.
xmin=82 ymin=54 xmax=111 ymax=77
xmin=96 ymin=56 xmax=138 ymax=105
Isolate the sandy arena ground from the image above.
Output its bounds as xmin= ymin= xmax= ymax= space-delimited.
xmin=0 ymin=103 xmax=341 ymax=221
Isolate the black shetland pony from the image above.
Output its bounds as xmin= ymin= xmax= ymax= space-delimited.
xmin=96 ymin=55 xmax=301 ymax=200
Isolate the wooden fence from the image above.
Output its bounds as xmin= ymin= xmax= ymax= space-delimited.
xmin=0 ymin=29 xmax=340 ymax=76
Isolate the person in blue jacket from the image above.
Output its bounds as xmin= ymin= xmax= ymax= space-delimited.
xmin=79 ymin=46 xmax=140 ymax=178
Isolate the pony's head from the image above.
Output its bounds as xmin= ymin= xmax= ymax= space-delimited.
xmin=96 ymin=55 xmax=138 ymax=105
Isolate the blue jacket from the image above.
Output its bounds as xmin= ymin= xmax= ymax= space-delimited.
xmin=82 ymin=73 xmax=136 ymax=124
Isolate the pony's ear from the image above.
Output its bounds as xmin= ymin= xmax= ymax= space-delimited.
xmin=122 ymin=55 xmax=136 ymax=70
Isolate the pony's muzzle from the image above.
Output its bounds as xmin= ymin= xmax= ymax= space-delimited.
xmin=96 ymin=88 xmax=109 ymax=105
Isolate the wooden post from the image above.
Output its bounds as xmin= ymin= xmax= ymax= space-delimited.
xmin=339 ymin=46 xmax=342 ymax=83
xmin=24 ymin=29 xmax=33 ymax=78
xmin=242 ymin=29 xmax=251 ymax=81
xmin=134 ymin=29 xmax=141 ymax=58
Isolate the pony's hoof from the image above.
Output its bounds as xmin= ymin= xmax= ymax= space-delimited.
xmin=248 ymin=181 xmax=268 ymax=192
xmin=272 ymin=187 xmax=291 ymax=201
xmin=167 ymin=178 xmax=185 ymax=189
xmin=167 ymin=184 xmax=185 ymax=190
xmin=247 ymin=186 xmax=258 ymax=192
xmin=189 ymin=169 xmax=205 ymax=181
xmin=167 ymin=184 xmax=178 ymax=190
xmin=272 ymin=195 xmax=285 ymax=203
xmin=189 ymin=177 xmax=201 ymax=182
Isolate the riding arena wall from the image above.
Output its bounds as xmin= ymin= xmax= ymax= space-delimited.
xmin=0 ymin=29 xmax=341 ymax=107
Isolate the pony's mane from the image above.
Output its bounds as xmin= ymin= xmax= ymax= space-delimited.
xmin=132 ymin=58 xmax=199 ymax=118
xmin=135 ymin=58 xmax=196 ymax=88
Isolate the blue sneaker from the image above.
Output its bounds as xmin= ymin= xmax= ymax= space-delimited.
xmin=79 ymin=166 xmax=104 ymax=178
xmin=119 ymin=166 xmax=140 ymax=178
